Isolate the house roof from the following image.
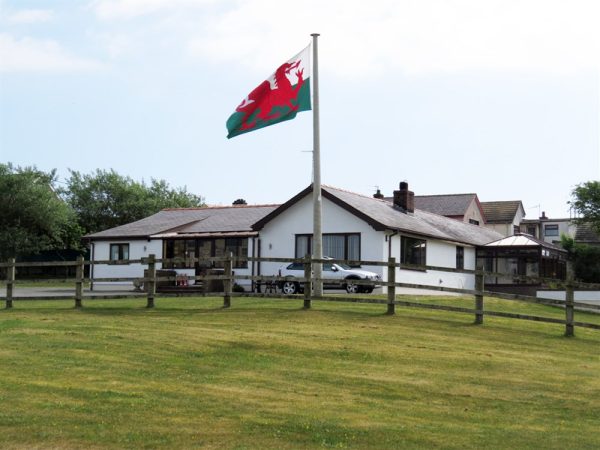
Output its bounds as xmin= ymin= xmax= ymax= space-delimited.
xmin=413 ymin=193 xmax=478 ymax=217
xmin=574 ymin=222 xmax=600 ymax=244
xmin=254 ymin=185 xmax=503 ymax=246
xmin=480 ymin=200 xmax=524 ymax=224
xmin=85 ymin=204 xmax=279 ymax=240
xmin=521 ymin=218 xmax=571 ymax=224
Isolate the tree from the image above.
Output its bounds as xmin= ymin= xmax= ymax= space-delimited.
xmin=62 ymin=169 xmax=205 ymax=235
xmin=232 ymin=198 xmax=247 ymax=205
xmin=570 ymin=181 xmax=600 ymax=234
xmin=0 ymin=163 xmax=82 ymax=260
xmin=561 ymin=235 xmax=600 ymax=283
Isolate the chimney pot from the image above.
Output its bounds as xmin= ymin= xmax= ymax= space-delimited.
xmin=373 ymin=189 xmax=384 ymax=199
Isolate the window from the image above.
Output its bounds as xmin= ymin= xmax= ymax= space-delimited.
xmin=110 ymin=243 xmax=129 ymax=261
xmin=513 ymin=225 xmax=520 ymax=235
xmin=163 ymin=238 xmax=248 ymax=269
xmin=401 ymin=236 xmax=426 ymax=266
xmin=527 ymin=226 xmax=537 ymax=237
xmin=468 ymin=219 xmax=479 ymax=226
xmin=456 ymin=246 xmax=464 ymax=270
xmin=163 ymin=239 xmax=195 ymax=268
xmin=296 ymin=235 xmax=311 ymax=258
xmin=544 ymin=224 xmax=559 ymax=236
xmin=295 ymin=233 xmax=361 ymax=262
xmin=225 ymin=238 xmax=248 ymax=268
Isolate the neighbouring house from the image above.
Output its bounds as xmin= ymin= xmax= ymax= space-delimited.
xmin=253 ymin=182 xmax=503 ymax=292
xmin=480 ymin=200 xmax=526 ymax=237
xmin=384 ymin=192 xmax=486 ymax=226
xmin=415 ymin=193 xmax=486 ymax=226
xmin=84 ymin=204 xmax=279 ymax=290
xmin=520 ymin=212 xmax=577 ymax=245
xmin=476 ymin=233 xmax=567 ymax=296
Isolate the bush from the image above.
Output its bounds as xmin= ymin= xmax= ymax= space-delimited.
xmin=232 ymin=283 xmax=246 ymax=293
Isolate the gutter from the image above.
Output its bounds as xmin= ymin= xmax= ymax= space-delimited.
xmin=387 ymin=230 xmax=399 ymax=259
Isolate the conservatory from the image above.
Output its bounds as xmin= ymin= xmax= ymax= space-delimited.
xmin=476 ymin=234 xmax=567 ymax=296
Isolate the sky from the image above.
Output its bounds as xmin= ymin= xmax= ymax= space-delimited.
xmin=1 ymin=0 xmax=599 ymax=218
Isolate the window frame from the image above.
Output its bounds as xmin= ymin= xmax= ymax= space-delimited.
xmin=456 ymin=246 xmax=464 ymax=270
xmin=294 ymin=233 xmax=361 ymax=264
xmin=544 ymin=224 xmax=559 ymax=237
xmin=400 ymin=235 xmax=427 ymax=268
xmin=109 ymin=243 xmax=130 ymax=262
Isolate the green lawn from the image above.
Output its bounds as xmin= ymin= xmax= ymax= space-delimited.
xmin=1 ymin=295 xmax=599 ymax=449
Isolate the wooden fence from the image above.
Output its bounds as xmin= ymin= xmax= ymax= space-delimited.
xmin=1 ymin=254 xmax=600 ymax=337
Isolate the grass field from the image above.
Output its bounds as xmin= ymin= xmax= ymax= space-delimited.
xmin=1 ymin=295 xmax=599 ymax=449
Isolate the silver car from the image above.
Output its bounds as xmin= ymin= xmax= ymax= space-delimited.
xmin=278 ymin=259 xmax=381 ymax=294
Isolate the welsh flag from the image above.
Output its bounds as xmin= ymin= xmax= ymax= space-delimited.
xmin=226 ymin=45 xmax=311 ymax=139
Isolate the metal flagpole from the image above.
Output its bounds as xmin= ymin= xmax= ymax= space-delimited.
xmin=311 ymin=33 xmax=323 ymax=297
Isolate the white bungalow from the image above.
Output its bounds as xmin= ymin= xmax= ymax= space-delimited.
xmin=85 ymin=182 xmax=503 ymax=292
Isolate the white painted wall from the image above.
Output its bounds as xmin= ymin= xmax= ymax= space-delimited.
xmin=91 ymin=239 xmax=163 ymax=287
xmin=394 ymin=237 xmax=476 ymax=290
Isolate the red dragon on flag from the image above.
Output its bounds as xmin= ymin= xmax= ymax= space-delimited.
xmin=226 ymin=45 xmax=311 ymax=139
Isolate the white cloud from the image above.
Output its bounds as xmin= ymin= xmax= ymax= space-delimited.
xmin=91 ymin=32 xmax=137 ymax=59
xmin=86 ymin=0 xmax=600 ymax=80
xmin=185 ymin=0 xmax=600 ymax=79
xmin=90 ymin=0 xmax=213 ymax=20
xmin=0 ymin=34 xmax=104 ymax=72
xmin=6 ymin=9 xmax=54 ymax=24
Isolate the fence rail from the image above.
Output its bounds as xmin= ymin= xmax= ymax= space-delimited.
xmin=2 ymin=254 xmax=599 ymax=337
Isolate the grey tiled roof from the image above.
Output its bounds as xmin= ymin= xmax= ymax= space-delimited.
xmin=326 ymin=186 xmax=503 ymax=246
xmin=85 ymin=205 xmax=279 ymax=240
xmin=413 ymin=194 xmax=478 ymax=217
xmin=480 ymin=201 xmax=523 ymax=224
xmin=574 ymin=222 xmax=600 ymax=244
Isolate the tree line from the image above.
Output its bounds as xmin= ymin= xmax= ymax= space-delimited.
xmin=0 ymin=163 xmax=204 ymax=260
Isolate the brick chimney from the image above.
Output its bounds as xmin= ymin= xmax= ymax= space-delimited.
xmin=540 ymin=211 xmax=548 ymax=220
xmin=393 ymin=181 xmax=414 ymax=213
xmin=373 ymin=189 xmax=384 ymax=199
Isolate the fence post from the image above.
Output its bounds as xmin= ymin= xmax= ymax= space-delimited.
xmin=387 ymin=257 xmax=396 ymax=315
xmin=146 ymin=254 xmax=156 ymax=308
xmin=303 ymin=254 xmax=312 ymax=309
xmin=223 ymin=252 xmax=232 ymax=308
xmin=474 ymin=262 xmax=484 ymax=325
xmin=565 ymin=262 xmax=575 ymax=337
xmin=75 ymin=255 xmax=84 ymax=308
xmin=6 ymin=258 xmax=15 ymax=309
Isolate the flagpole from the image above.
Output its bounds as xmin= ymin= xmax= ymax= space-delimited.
xmin=311 ymin=33 xmax=323 ymax=297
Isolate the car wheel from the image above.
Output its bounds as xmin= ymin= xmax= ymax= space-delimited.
xmin=345 ymin=281 xmax=360 ymax=294
xmin=364 ymin=287 xmax=374 ymax=294
xmin=282 ymin=281 xmax=298 ymax=295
